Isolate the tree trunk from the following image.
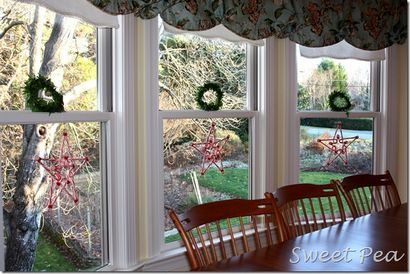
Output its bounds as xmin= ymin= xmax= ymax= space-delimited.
xmin=40 ymin=15 xmax=77 ymax=89
xmin=4 ymin=13 xmax=77 ymax=271
xmin=4 ymin=124 xmax=58 ymax=271
xmin=29 ymin=5 xmax=45 ymax=76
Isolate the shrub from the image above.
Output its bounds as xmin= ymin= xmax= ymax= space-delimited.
xmin=300 ymin=140 xmax=372 ymax=174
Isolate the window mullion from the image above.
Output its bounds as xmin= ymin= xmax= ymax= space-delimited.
xmin=97 ymin=28 xmax=113 ymax=112
xmin=247 ymin=45 xmax=258 ymax=111
xmin=370 ymin=61 xmax=381 ymax=112
xmin=0 ymin=111 xmax=112 ymax=125
xmin=159 ymin=110 xmax=257 ymax=120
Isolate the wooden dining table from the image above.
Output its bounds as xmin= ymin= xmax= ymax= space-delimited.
xmin=199 ymin=203 xmax=408 ymax=272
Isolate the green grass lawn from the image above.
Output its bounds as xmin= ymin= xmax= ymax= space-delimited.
xmin=182 ymin=168 xmax=249 ymax=199
xmin=185 ymin=168 xmax=349 ymax=199
xmin=299 ymin=171 xmax=349 ymax=184
xmin=300 ymin=171 xmax=358 ymax=216
xmin=33 ymin=233 xmax=77 ymax=272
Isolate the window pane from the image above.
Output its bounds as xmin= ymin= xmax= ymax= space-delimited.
xmin=0 ymin=1 xmax=97 ymax=111
xmin=159 ymin=31 xmax=247 ymax=110
xmin=299 ymin=118 xmax=373 ymax=183
xmin=297 ymin=54 xmax=371 ymax=112
xmin=1 ymin=122 xmax=107 ymax=271
xmin=163 ymin=118 xmax=250 ymax=243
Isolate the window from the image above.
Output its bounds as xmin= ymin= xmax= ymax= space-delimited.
xmin=158 ymin=24 xmax=257 ymax=247
xmin=295 ymin=45 xmax=381 ymax=184
xmin=0 ymin=1 xmax=111 ymax=271
xmin=141 ymin=26 xmax=403 ymax=272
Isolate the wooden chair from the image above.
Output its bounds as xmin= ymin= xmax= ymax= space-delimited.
xmin=270 ymin=182 xmax=350 ymax=239
xmin=168 ymin=193 xmax=287 ymax=270
xmin=335 ymin=170 xmax=401 ymax=217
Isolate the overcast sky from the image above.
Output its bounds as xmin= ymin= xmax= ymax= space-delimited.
xmin=296 ymin=49 xmax=371 ymax=84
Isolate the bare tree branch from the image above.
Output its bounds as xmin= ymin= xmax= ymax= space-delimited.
xmin=0 ymin=20 xmax=24 ymax=39
xmin=63 ymin=79 xmax=96 ymax=105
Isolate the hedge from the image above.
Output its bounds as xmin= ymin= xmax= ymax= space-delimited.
xmin=300 ymin=118 xmax=373 ymax=131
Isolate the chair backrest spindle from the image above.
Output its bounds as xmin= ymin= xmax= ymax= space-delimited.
xmin=169 ymin=195 xmax=287 ymax=270
xmin=270 ymin=182 xmax=352 ymax=239
xmin=336 ymin=170 xmax=401 ymax=218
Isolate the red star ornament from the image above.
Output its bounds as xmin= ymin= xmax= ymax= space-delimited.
xmin=35 ymin=130 xmax=89 ymax=209
xmin=317 ymin=121 xmax=359 ymax=168
xmin=191 ymin=122 xmax=230 ymax=175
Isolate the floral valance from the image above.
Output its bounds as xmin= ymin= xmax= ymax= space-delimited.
xmin=87 ymin=0 xmax=407 ymax=50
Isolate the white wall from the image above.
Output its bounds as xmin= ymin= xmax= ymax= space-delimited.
xmin=395 ymin=42 xmax=408 ymax=202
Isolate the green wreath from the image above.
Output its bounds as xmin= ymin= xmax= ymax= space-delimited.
xmin=328 ymin=90 xmax=352 ymax=113
xmin=195 ymin=82 xmax=223 ymax=111
xmin=23 ymin=75 xmax=64 ymax=113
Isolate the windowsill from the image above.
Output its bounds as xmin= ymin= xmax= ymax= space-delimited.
xmin=144 ymin=246 xmax=187 ymax=264
xmin=97 ymin=262 xmax=145 ymax=272
xmin=141 ymin=246 xmax=190 ymax=272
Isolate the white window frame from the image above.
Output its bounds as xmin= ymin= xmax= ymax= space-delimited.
xmin=0 ymin=24 xmax=117 ymax=270
xmin=287 ymin=41 xmax=395 ymax=183
xmin=101 ymin=15 xmax=141 ymax=271
xmin=135 ymin=17 xmax=276 ymax=268
xmin=157 ymin=23 xmax=259 ymax=251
